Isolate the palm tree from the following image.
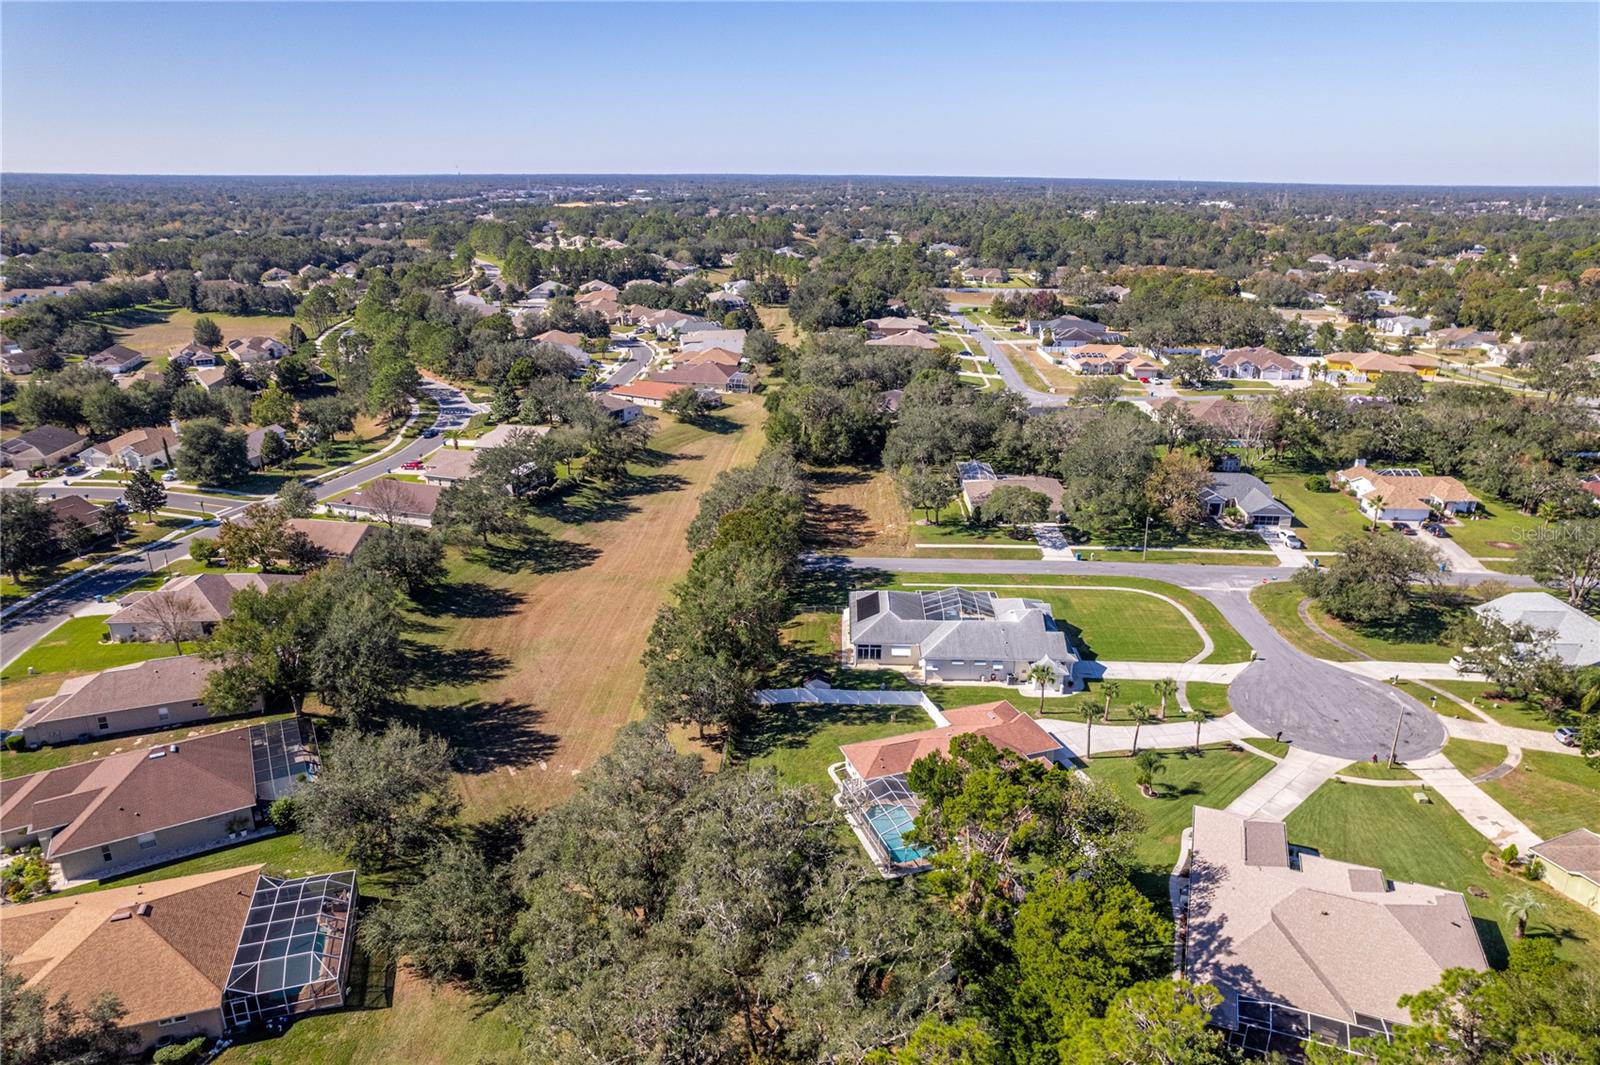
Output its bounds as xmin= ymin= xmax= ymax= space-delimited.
xmin=1100 ymin=680 xmax=1121 ymax=724
xmin=1134 ymin=749 xmax=1166 ymax=796
xmin=1501 ymin=890 xmax=1542 ymax=940
xmin=1129 ymin=702 xmax=1153 ymax=753
xmin=1191 ymin=706 xmax=1213 ymax=752
xmin=1367 ymin=493 xmax=1385 ymax=532
xmin=1025 ymin=662 xmax=1057 ymax=717
xmin=1081 ymin=703 xmax=1095 ymax=761
xmin=1154 ymin=678 xmax=1179 ymax=721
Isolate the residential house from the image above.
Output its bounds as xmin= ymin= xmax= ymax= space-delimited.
xmin=1324 ymin=351 xmax=1439 ymax=381
xmin=1152 ymin=397 xmax=1274 ymax=448
xmin=960 ymin=474 xmax=1066 ymax=520
xmin=416 ymin=447 xmax=481 ymax=486
xmin=707 ymin=290 xmax=748 ymax=309
xmin=106 ymin=573 xmax=300 ymax=642
xmin=680 ymin=327 xmax=747 ymax=355
xmin=1182 ymin=806 xmax=1487 ymax=1054
xmin=169 ymin=341 xmax=219 ymax=368
xmin=1335 ymin=461 xmax=1479 ymax=523
xmin=2 ymin=347 xmax=48 ymax=374
xmin=192 ymin=366 xmax=229 ymax=392
xmin=593 ymin=393 xmax=641 ymax=424
xmin=79 ymin=425 xmax=179 ymax=471
xmin=324 ymin=479 xmax=443 ymax=526
xmin=531 ymin=328 xmax=592 ymax=368
xmin=244 ymin=424 xmax=287 ymax=469
xmin=1375 ymin=314 xmax=1432 ymax=337
xmin=225 ymin=336 xmax=287 ymax=364
xmin=1432 ymin=327 xmax=1502 ymax=356
xmin=17 ymin=654 xmax=247 ymax=747
xmin=1333 ymin=258 xmax=1385 ymax=274
xmin=1 ymin=425 xmax=88 ymax=468
xmin=87 ymin=344 xmax=145 ymax=375
xmin=335 ymin=262 xmax=360 ymax=279
xmin=609 ymin=379 xmax=714 ymax=409
xmin=284 ymin=517 xmax=373 ymax=560
xmin=653 ymin=361 xmax=751 ymax=393
xmin=0 ymin=864 xmax=357 ymax=1051
xmin=862 ymin=316 xmax=933 ymax=338
xmin=1057 ymin=343 xmax=1132 ymax=372
xmin=961 ymin=266 xmax=1008 ymax=285
xmin=844 ymin=587 xmax=1078 ymax=687
xmin=260 ymin=266 xmax=293 ymax=285
xmin=878 ymin=389 xmax=905 ymax=413
xmin=1216 ymin=347 xmax=1303 ymax=381
xmin=1201 ymin=472 xmax=1294 ymax=528
xmin=1472 ymin=592 xmax=1600 ymax=668
xmin=1123 ymin=355 xmax=1164 ymax=379
xmin=41 ymin=494 xmax=110 ymax=542
xmin=1306 ymin=253 xmax=1336 ymax=268
xmin=577 ymin=279 xmax=618 ymax=295
xmin=526 ymin=280 xmax=569 ymax=301
xmin=1 ymin=719 xmax=316 ymax=881
xmin=681 ymin=346 xmax=744 ymax=369
xmin=866 ymin=330 xmax=940 ymax=350
xmin=836 ymin=700 xmax=1065 ymax=873
xmin=1364 ymin=289 xmax=1398 ymax=306
xmin=1025 ymin=315 xmax=1120 ymax=351
xmin=1528 ymin=829 xmax=1600 ymax=914
xmin=465 ymin=423 xmax=551 ymax=449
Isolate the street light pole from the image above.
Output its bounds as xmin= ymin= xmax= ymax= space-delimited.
xmin=1142 ymin=514 xmax=1152 ymax=561
xmin=1387 ymin=698 xmax=1407 ymax=769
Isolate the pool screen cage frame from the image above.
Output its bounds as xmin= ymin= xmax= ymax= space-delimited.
xmin=1226 ymin=996 xmax=1394 ymax=1057
xmin=838 ymin=773 xmax=928 ymax=868
xmin=222 ymin=870 xmax=358 ymax=1029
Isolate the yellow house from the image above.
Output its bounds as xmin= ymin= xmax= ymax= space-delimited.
xmin=1325 ymin=351 xmax=1439 ymax=379
xmin=1530 ymin=828 xmax=1600 ymax=914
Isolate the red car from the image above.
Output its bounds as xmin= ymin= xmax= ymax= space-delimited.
xmin=400 ymin=460 xmax=425 ymax=470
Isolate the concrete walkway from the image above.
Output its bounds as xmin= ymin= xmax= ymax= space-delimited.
xmin=1440 ymin=715 xmax=1581 ymax=756
xmin=1080 ymin=661 xmax=1248 ymax=683
xmin=1224 ymin=748 xmax=1347 ymax=820
xmin=1037 ymin=712 xmax=1263 ymax=759
xmin=1408 ymin=754 xmax=1541 ymax=851
xmin=1332 ymin=660 xmax=1486 ymax=681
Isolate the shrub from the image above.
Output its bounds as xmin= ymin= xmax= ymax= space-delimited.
xmin=189 ymin=538 xmax=219 ymax=565
xmin=268 ymin=795 xmax=298 ymax=832
xmin=4 ymin=734 xmax=24 ymax=752
xmin=153 ymin=1036 xmax=207 ymax=1064
xmin=1304 ymin=475 xmax=1334 ymax=493
xmin=1500 ymin=843 xmax=1520 ymax=865
xmin=1524 ymin=858 xmax=1543 ymax=882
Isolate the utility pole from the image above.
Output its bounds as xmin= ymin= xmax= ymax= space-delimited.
xmin=1387 ymin=697 xmax=1407 ymax=768
xmin=1142 ymin=514 xmax=1153 ymax=560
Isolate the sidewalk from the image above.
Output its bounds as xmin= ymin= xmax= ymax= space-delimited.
xmin=1036 ymin=712 xmax=1263 ymax=758
xmin=1408 ymin=754 xmax=1541 ymax=851
xmin=1331 ymin=660 xmax=1483 ymax=681
xmin=1441 ymin=715 xmax=1580 ymax=756
xmin=1080 ymin=661 xmax=1249 ymax=683
xmin=1223 ymin=748 xmax=1346 ymax=820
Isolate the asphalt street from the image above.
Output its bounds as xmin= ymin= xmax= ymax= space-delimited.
xmin=0 ymin=377 xmax=480 ymax=668
xmin=822 ymin=553 xmax=1534 ymax=761
xmin=951 ymin=314 xmax=1071 ymax=409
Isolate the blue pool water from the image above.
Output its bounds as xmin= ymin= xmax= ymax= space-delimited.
xmin=865 ymin=803 xmax=930 ymax=864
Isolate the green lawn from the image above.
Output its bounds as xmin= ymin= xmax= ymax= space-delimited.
xmin=0 ymin=516 xmax=194 ymax=603
xmin=1185 ymin=682 xmax=1233 ymax=716
xmin=53 ymin=831 xmax=374 ymax=898
xmin=1242 ymin=737 xmax=1290 ymax=757
xmin=1250 ymin=581 xmax=1466 ymax=663
xmin=1084 ymin=747 xmax=1275 ymax=902
xmin=1480 ymin=751 xmax=1600 ymax=840
xmin=1 ymin=615 xmax=184 ymax=682
xmin=1430 ymin=679 xmax=1567 ymax=731
xmin=927 ymin=683 xmax=1076 ymax=716
xmin=738 ymin=700 xmax=935 ymax=789
xmin=1394 ymin=681 xmax=1476 ymax=720
xmin=1050 ymin=679 xmax=1195 ymax=725
xmin=1338 ymin=760 xmax=1419 ymax=780
xmin=1441 ymin=501 xmax=1536 ymax=561
xmin=1259 ymin=471 xmax=1373 ymax=551
xmin=889 ymin=579 xmax=1203 ymax=662
xmin=1441 ymin=738 xmax=1509 ymax=778
xmin=1286 ymin=782 xmax=1600 ymax=969
xmin=876 ymin=572 xmax=1248 ymax=665
xmin=1249 ymin=582 xmax=1358 ymax=660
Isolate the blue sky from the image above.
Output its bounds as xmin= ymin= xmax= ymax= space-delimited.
xmin=3 ymin=2 xmax=1596 ymax=185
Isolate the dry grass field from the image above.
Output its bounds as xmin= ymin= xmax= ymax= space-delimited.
xmin=806 ymin=467 xmax=913 ymax=553
xmin=406 ymin=397 xmax=768 ymax=818
xmin=103 ymin=305 xmax=295 ymax=361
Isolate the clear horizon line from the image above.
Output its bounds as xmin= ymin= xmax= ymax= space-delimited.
xmin=2 ymin=170 xmax=1595 ymax=192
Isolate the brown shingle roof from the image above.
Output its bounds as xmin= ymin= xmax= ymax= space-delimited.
xmin=328 ymin=479 xmax=442 ymax=519
xmin=21 ymin=654 xmax=220 ymax=727
xmin=108 ymin=573 xmax=299 ymax=629
xmin=93 ymin=425 xmax=178 ymax=460
xmin=0 ymin=866 xmax=262 ymax=1027
xmin=840 ymin=701 xmax=1059 ymax=780
xmin=1 ymin=726 xmax=257 ymax=859
xmin=1530 ymin=828 xmax=1600 ymax=881
xmin=284 ymin=518 xmax=373 ymax=558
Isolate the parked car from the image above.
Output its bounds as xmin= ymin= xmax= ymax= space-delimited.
xmin=1554 ymin=726 xmax=1579 ymax=747
xmin=400 ymin=460 xmax=424 ymax=471
xmin=1282 ymin=532 xmax=1305 ymax=549
xmin=421 ymin=427 xmax=439 ymax=438
xmin=162 ymin=470 xmax=178 ymax=482
xmin=1389 ymin=521 xmax=1416 ymax=535
xmin=64 ymin=463 xmax=85 ymax=475
xmin=1423 ymin=523 xmax=1450 ymax=538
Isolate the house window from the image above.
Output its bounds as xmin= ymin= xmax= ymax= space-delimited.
xmin=96 ymin=716 xmax=109 ymax=731
xmin=856 ymin=644 xmax=882 ymax=661
xmin=156 ymin=1015 xmax=188 ymax=1027
xmin=136 ymin=832 xmax=158 ymax=850
xmin=101 ymin=846 xmax=114 ymax=862
xmin=992 ymin=662 xmax=1005 ymax=669
xmin=889 ymin=646 xmax=911 ymax=658
xmin=951 ymin=660 xmax=965 ymax=666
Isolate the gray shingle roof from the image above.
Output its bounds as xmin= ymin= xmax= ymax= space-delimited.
xmin=1202 ymin=473 xmax=1292 ymax=519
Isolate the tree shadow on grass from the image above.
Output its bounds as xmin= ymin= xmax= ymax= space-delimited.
xmin=398 ymin=697 xmax=557 ymax=775
xmin=465 ymin=807 xmax=536 ymax=866
xmin=410 ymin=580 xmax=523 ymax=619
xmin=1341 ymin=589 xmax=1472 ymax=649
xmin=401 ymin=641 xmax=512 ymax=690
xmin=461 ymin=526 xmax=603 ymax=575
xmin=792 ymin=558 xmax=891 ymax=613
xmin=531 ymin=471 xmax=689 ymax=526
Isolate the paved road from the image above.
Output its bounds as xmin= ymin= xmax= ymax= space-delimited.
xmin=820 ymin=554 xmax=1536 ymax=761
xmin=951 ymin=314 xmax=1071 ymax=409
xmin=0 ymin=377 xmax=480 ymax=667
xmin=599 ymin=338 xmax=651 ymax=390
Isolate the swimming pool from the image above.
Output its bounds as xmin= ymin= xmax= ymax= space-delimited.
xmin=865 ymin=802 xmax=930 ymax=864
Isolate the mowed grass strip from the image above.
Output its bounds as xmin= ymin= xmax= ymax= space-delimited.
xmin=1480 ymin=751 xmax=1600 ymax=840
xmin=739 ymin=700 xmax=937 ymax=789
xmin=1 ymin=617 xmax=187 ymax=727
xmin=1441 ymin=737 xmax=1508 ymax=778
xmin=1285 ymin=781 xmax=1600 ymax=969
